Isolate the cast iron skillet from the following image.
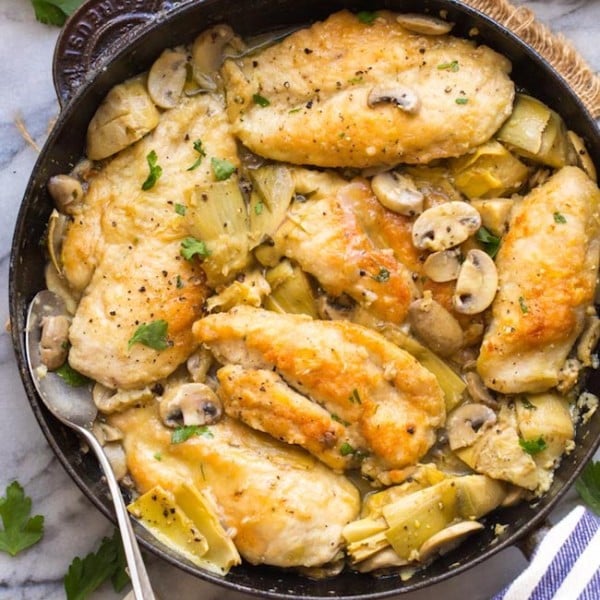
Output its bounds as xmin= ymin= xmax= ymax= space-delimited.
xmin=9 ymin=0 xmax=600 ymax=598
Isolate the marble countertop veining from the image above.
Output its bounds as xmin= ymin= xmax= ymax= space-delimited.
xmin=0 ymin=1 xmax=599 ymax=598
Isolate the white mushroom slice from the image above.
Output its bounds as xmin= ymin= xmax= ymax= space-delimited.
xmin=186 ymin=347 xmax=213 ymax=382
xmin=453 ymin=249 xmax=498 ymax=314
xmin=47 ymin=209 xmax=69 ymax=277
xmin=367 ymin=85 xmax=420 ymax=113
xmin=418 ymin=521 xmax=483 ymax=562
xmin=147 ymin=48 xmax=188 ymax=109
xmin=408 ymin=296 xmax=464 ymax=357
xmin=39 ymin=314 xmax=71 ymax=370
xmin=92 ymin=421 xmax=123 ymax=445
xmin=103 ymin=442 xmax=128 ymax=480
xmin=568 ymin=131 xmax=597 ymax=182
xmin=422 ymin=249 xmax=461 ymax=282
xmin=412 ymin=202 xmax=481 ymax=251
xmin=577 ymin=313 xmax=600 ymax=367
xmin=371 ymin=171 xmax=424 ymax=216
xmin=464 ymin=371 xmax=497 ymax=409
xmin=396 ymin=13 xmax=454 ymax=35
xmin=47 ymin=174 xmax=84 ymax=215
xmin=446 ymin=403 xmax=497 ymax=450
xmin=192 ymin=24 xmax=236 ymax=80
xmin=159 ymin=383 xmax=223 ymax=427
xmin=92 ymin=383 xmax=154 ymax=414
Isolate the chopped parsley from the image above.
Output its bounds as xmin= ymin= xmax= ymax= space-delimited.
xmin=373 ymin=267 xmax=390 ymax=282
xmin=349 ymin=389 xmax=362 ymax=404
xmin=340 ymin=442 xmax=356 ymax=456
xmin=187 ymin=139 xmax=206 ymax=171
xmin=455 ymin=97 xmax=469 ymax=105
xmin=29 ymin=0 xmax=84 ymax=26
xmin=0 ymin=481 xmax=44 ymax=556
xmin=171 ymin=425 xmax=214 ymax=444
xmin=141 ymin=150 xmax=162 ymax=190
xmin=476 ymin=226 xmax=501 ymax=258
xmin=553 ymin=211 xmax=567 ymax=224
xmin=520 ymin=397 xmax=537 ymax=410
xmin=252 ymin=93 xmax=270 ymax=107
xmin=174 ymin=203 xmax=187 ymax=216
xmin=288 ymin=107 xmax=302 ymax=114
xmin=331 ymin=413 xmax=350 ymax=427
xmin=153 ymin=452 xmax=163 ymax=461
xmin=519 ymin=436 xmax=547 ymax=455
xmin=518 ymin=296 xmax=529 ymax=314
xmin=211 ymin=157 xmax=236 ymax=181
xmin=348 ymin=76 xmax=363 ymax=85
xmin=254 ymin=201 xmax=264 ymax=215
xmin=437 ymin=60 xmax=460 ymax=72
xmin=356 ymin=10 xmax=377 ymax=24
xmin=176 ymin=274 xmax=184 ymax=289
xmin=55 ymin=363 xmax=91 ymax=387
xmin=180 ymin=236 xmax=211 ymax=260
xmin=127 ymin=320 xmax=169 ymax=351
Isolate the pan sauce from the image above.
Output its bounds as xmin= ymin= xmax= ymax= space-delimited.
xmin=41 ymin=9 xmax=600 ymax=577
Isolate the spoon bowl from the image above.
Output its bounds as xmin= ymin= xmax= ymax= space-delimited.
xmin=25 ymin=290 xmax=157 ymax=600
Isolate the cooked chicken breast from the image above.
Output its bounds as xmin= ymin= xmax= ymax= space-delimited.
xmin=273 ymin=178 xmax=419 ymax=324
xmin=221 ymin=10 xmax=514 ymax=168
xmin=477 ymin=167 xmax=600 ymax=393
xmin=62 ymin=94 xmax=239 ymax=389
xmin=193 ymin=306 xmax=446 ymax=473
xmin=109 ymin=403 xmax=360 ymax=567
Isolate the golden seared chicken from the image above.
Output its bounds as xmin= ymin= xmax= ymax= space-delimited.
xmin=273 ymin=175 xmax=419 ymax=324
xmin=109 ymin=404 xmax=360 ymax=567
xmin=62 ymin=94 xmax=239 ymax=389
xmin=477 ymin=167 xmax=600 ymax=394
xmin=193 ymin=306 xmax=446 ymax=477
xmin=221 ymin=10 xmax=514 ymax=168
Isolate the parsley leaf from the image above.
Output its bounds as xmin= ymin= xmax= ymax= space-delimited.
xmin=128 ymin=320 xmax=169 ymax=351
xmin=211 ymin=157 xmax=236 ymax=181
xmin=174 ymin=203 xmax=187 ymax=216
xmin=187 ymin=139 xmax=206 ymax=171
xmin=437 ymin=60 xmax=460 ymax=72
xmin=141 ymin=150 xmax=162 ymax=190
xmin=254 ymin=201 xmax=264 ymax=215
xmin=340 ymin=442 xmax=356 ymax=456
xmin=519 ymin=436 xmax=547 ymax=455
xmin=373 ymin=267 xmax=390 ymax=282
xmin=455 ymin=97 xmax=469 ymax=105
xmin=553 ymin=211 xmax=567 ymax=224
xmin=349 ymin=389 xmax=362 ymax=404
xmin=180 ymin=236 xmax=211 ymax=260
xmin=520 ymin=396 xmax=537 ymax=410
xmin=252 ymin=93 xmax=270 ymax=107
xmin=171 ymin=425 xmax=214 ymax=444
xmin=576 ymin=460 xmax=600 ymax=516
xmin=518 ymin=296 xmax=529 ymax=314
xmin=30 ymin=0 xmax=85 ymax=26
xmin=476 ymin=226 xmax=501 ymax=258
xmin=0 ymin=481 xmax=44 ymax=556
xmin=356 ymin=10 xmax=377 ymax=24
xmin=64 ymin=529 xmax=129 ymax=600
xmin=55 ymin=363 xmax=91 ymax=387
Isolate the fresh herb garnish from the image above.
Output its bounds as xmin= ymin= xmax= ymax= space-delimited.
xmin=141 ymin=150 xmax=162 ymax=190
xmin=519 ymin=436 xmax=547 ymax=455
xmin=29 ymin=0 xmax=85 ymax=26
xmin=520 ymin=397 xmax=537 ymax=410
xmin=331 ymin=413 xmax=350 ymax=427
xmin=438 ymin=60 xmax=460 ymax=72
xmin=0 ymin=481 xmax=44 ymax=557
xmin=476 ymin=226 xmax=501 ymax=258
xmin=518 ymin=296 xmax=529 ymax=314
xmin=64 ymin=529 xmax=129 ymax=600
xmin=180 ymin=236 xmax=211 ymax=260
xmin=455 ymin=97 xmax=469 ymax=105
xmin=252 ymin=93 xmax=270 ymax=107
xmin=55 ymin=363 xmax=91 ymax=387
xmin=356 ymin=10 xmax=377 ymax=24
xmin=553 ymin=211 xmax=567 ymax=224
xmin=128 ymin=320 xmax=169 ymax=351
xmin=187 ymin=139 xmax=206 ymax=171
xmin=211 ymin=157 xmax=236 ymax=181
xmin=349 ymin=389 xmax=362 ymax=404
xmin=348 ymin=76 xmax=363 ymax=85
xmin=171 ymin=425 xmax=214 ymax=444
xmin=153 ymin=452 xmax=163 ymax=461
xmin=373 ymin=267 xmax=390 ymax=282
xmin=254 ymin=201 xmax=264 ymax=215
xmin=340 ymin=442 xmax=356 ymax=456
xmin=576 ymin=460 xmax=600 ymax=516
xmin=176 ymin=274 xmax=184 ymax=289
xmin=174 ymin=203 xmax=187 ymax=216
xmin=289 ymin=107 xmax=302 ymax=114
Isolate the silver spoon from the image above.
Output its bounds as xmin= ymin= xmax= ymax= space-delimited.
xmin=25 ymin=290 xmax=157 ymax=600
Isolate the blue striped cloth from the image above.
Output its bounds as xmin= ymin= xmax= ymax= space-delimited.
xmin=493 ymin=506 xmax=600 ymax=600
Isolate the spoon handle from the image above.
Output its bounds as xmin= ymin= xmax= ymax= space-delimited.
xmin=80 ymin=427 xmax=157 ymax=600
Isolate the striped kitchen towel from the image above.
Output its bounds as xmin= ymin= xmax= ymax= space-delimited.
xmin=493 ymin=506 xmax=600 ymax=600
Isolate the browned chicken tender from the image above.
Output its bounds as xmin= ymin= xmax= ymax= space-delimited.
xmin=222 ymin=10 xmax=514 ymax=168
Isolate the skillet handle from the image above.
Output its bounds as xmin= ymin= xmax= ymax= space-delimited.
xmin=52 ymin=0 xmax=180 ymax=107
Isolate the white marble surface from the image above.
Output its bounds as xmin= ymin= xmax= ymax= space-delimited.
xmin=0 ymin=0 xmax=599 ymax=598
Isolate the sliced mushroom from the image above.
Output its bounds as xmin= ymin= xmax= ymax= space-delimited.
xmin=147 ymin=48 xmax=188 ymax=109
xmin=452 ymin=249 xmax=498 ymax=314
xmin=464 ymin=371 xmax=498 ymax=409
xmin=367 ymin=85 xmax=420 ymax=113
xmin=92 ymin=383 xmax=154 ymax=414
xmin=422 ymin=249 xmax=461 ymax=282
xmin=47 ymin=174 xmax=84 ymax=215
xmin=39 ymin=314 xmax=70 ymax=370
xmin=159 ymin=383 xmax=223 ymax=428
xmin=191 ymin=24 xmax=236 ymax=83
xmin=47 ymin=209 xmax=69 ymax=276
xmin=568 ymin=130 xmax=597 ymax=182
xmin=412 ymin=202 xmax=481 ymax=251
xmin=92 ymin=421 xmax=123 ymax=445
xmin=418 ymin=521 xmax=483 ymax=562
xmin=186 ymin=347 xmax=213 ymax=382
xmin=446 ymin=402 xmax=497 ymax=450
xmin=408 ymin=295 xmax=464 ymax=357
xmin=354 ymin=547 xmax=409 ymax=572
xmin=577 ymin=313 xmax=600 ymax=367
xmin=396 ymin=13 xmax=454 ymax=35
xmin=371 ymin=171 xmax=424 ymax=216
xmin=103 ymin=442 xmax=128 ymax=480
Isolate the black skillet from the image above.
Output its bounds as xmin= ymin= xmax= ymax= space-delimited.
xmin=9 ymin=0 xmax=600 ymax=597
